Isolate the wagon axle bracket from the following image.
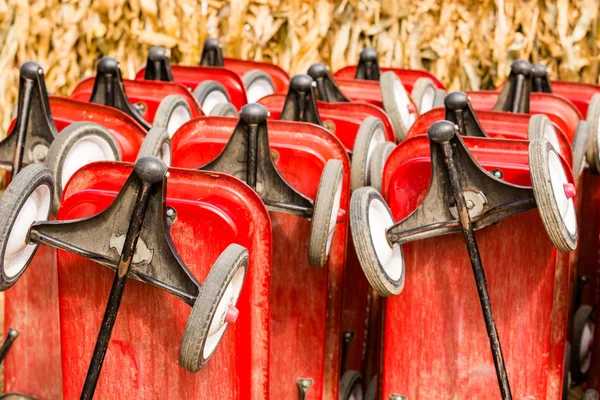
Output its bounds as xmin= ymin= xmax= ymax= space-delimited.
xmin=200 ymin=103 xmax=314 ymax=217
xmin=199 ymin=38 xmax=225 ymax=67
xmin=444 ymin=91 xmax=487 ymax=138
xmin=0 ymin=62 xmax=58 ymax=177
xmin=355 ymin=48 xmax=381 ymax=81
xmin=531 ymin=62 xmax=552 ymax=93
xmin=89 ymin=57 xmax=152 ymax=130
xmin=145 ymin=46 xmax=175 ymax=82
xmin=28 ymin=157 xmax=201 ymax=304
xmin=279 ymin=75 xmax=324 ymax=127
xmin=493 ymin=60 xmax=532 ymax=114
xmin=307 ymin=63 xmax=350 ymax=103
xmin=385 ymin=121 xmax=535 ymax=246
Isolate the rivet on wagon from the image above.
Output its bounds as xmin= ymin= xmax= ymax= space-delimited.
xmin=225 ymin=306 xmax=239 ymax=324
xmin=336 ymin=209 xmax=346 ymax=223
xmin=407 ymin=103 xmax=416 ymax=113
xmin=563 ymin=183 xmax=576 ymax=199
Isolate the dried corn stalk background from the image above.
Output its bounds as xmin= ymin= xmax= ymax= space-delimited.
xmin=0 ymin=0 xmax=598 ymax=132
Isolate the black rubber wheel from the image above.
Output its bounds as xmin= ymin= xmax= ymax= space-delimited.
xmin=586 ymin=93 xmax=600 ymax=172
xmin=340 ymin=370 xmax=363 ymax=400
xmin=351 ymin=117 xmax=387 ymax=191
xmin=572 ymin=121 xmax=589 ymax=180
xmin=193 ymin=81 xmax=230 ymax=116
xmin=369 ymin=141 xmax=396 ymax=193
xmin=308 ymin=159 xmax=344 ymax=268
xmin=209 ymin=103 xmax=239 ymax=117
xmin=0 ymin=164 xmax=53 ymax=291
xmin=152 ymin=95 xmax=192 ymax=138
xmin=45 ymin=122 xmax=121 ymax=213
xmin=364 ymin=376 xmax=377 ymax=400
xmin=242 ymin=69 xmax=275 ymax=103
xmin=350 ymin=187 xmax=404 ymax=296
xmin=571 ymin=305 xmax=595 ymax=384
xmin=137 ymin=127 xmax=172 ymax=167
xmin=180 ymin=243 xmax=248 ymax=372
xmin=529 ymin=137 xmax=578 ymax=252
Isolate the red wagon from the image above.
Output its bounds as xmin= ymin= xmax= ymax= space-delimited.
xmin=169 ymin=105 xmax=355 ymax=399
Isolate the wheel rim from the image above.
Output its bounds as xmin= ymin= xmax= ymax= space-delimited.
xmin=202 ymin=91 xmax=229 ymax=115
xmin=349 ymin=383 xmax=364 ymax=400
xmin=160 ymin=142 xmax=172 ymax=167
xmin=62 ymin=135 xmax=118 ymax=190
xmin=543 ymin=123 xmax=562 ymax=157
xmin=580 ymin=321 xmax=595 ymax=373
xmin=4 ymin=184 xmax=51 ymax=278
xmin=419 ymin=86 xmax=436 ymax=114
xmin=203 ymin=265 xmax=245 ymax=360
xmin=246 ymin=79 xmax=274 ymax=103
xmin=325 ymin=177 xmax=343 ymax=255
xmin=369 ymin=197 xmax=403 ymax=280
xmin=548 ymin=150 xmax=577 ymax=235
xmin=166 ymin=105 xmax=191 ymax=138
xmin=365 ymin=128 xmax=386 ymax=178
xmin=392 ymin=80 xmax=416 ymax=129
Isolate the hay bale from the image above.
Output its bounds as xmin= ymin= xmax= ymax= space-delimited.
xmin=0 ymin=0 xmax=598 ymax=132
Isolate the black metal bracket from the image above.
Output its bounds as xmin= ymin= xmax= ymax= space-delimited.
xmin=296 ymin=378 xmax=313 ymax=400
xmin=0 ymin=62 xmax=58 ymax=178
xmin=199 ymin=38 xmax=224 ymax=67
xmin=355 ymin=48 xmax=380 ymax=81
xmin=199 ymin=103 xmax=314 ymax=217
xmin=385 ymin=121 xmax=535 ymax=246
xmin=307 ymin=63 xmax=351 ymax=103
xmin=340 ymin=330 xmax=355 ymax=372
xmin=89 ymin=57 xmax=152 ymax=130
xmin=28 ymin=158 xmax=201 ymax=305
xmin=144 ymin=46 xmax=175 ymax=82
xmin=444 ymin=92 xmax=488 ymax=138
xmin=0 ymin=328 xmax=19 ymax=364
xmin=531 ymin=62 xmax=553 ymax=93
xmin=279 ymin=75 xmax=324 ymax=127
xmin=493 ymin=60 xmax=532 ymax=114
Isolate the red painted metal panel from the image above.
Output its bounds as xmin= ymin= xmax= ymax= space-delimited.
xmin=222 ymin=58 xmax=290 ymax=94
xmin=70 ymin=77 xmax=203 ymax=123
xmin=135 ymin=65 xmax=248 ymax=110
xmin=333 ymin=66 xmax=447 ymax=90
xmin=258 ymin=94 xmax=396 ymax=150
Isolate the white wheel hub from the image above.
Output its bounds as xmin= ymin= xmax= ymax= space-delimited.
xmin=161 ymin=142 xmax=171 ymax=167
xmin=62 ymin=135 xmax=117 ymax=190
xmin=166 ymin=105 xmax=191 ymax=138
xmin=543 ymin=123 xmax=562 ymax=157
xmin=203 ymin=266 xmax=244 ymax=359
xmin=580 ymin=322 xmax=595 ymax=373
xmin=246 ymin=79 xmax=274 ymax=103
xmin=4 ymin=184 xmax=51 ymax=278
xmin=393 ymin=80 xmax=416 ymax=129
xmin=369 ymin=198 xmax=403 ymax=280
xmin=325 ymin=178 xmax=343 ymax=256
xmin=366 ymin=128 xmax=386 ymax=176
xmin=419 ymin=86 xmax=436 ymax=114
xmin=548 ymin=150 xmax=577 ymax=235
xmin=202 ymin=91 xmax=229 ymax=115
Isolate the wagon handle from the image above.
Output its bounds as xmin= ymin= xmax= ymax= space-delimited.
xmin=430 ymin=121 xmax=513 ymax=400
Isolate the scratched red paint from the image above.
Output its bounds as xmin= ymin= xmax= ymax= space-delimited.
xmin=258 ymin=94 xmax=396 ymax=152
xmin=376 ymin=135 xmax=573 ymax=399
xmin=333 ymin=66 xmax=446 ymax=91
xmin=172 ymin=116 xmax=353 ymax=399
xmin=70 ymin=77 xmax=204 ymax=123
xmin=465 ymin=91 xmax=581 ymax=140
xmin=135 ymin=66 xmax=248 ymax=109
